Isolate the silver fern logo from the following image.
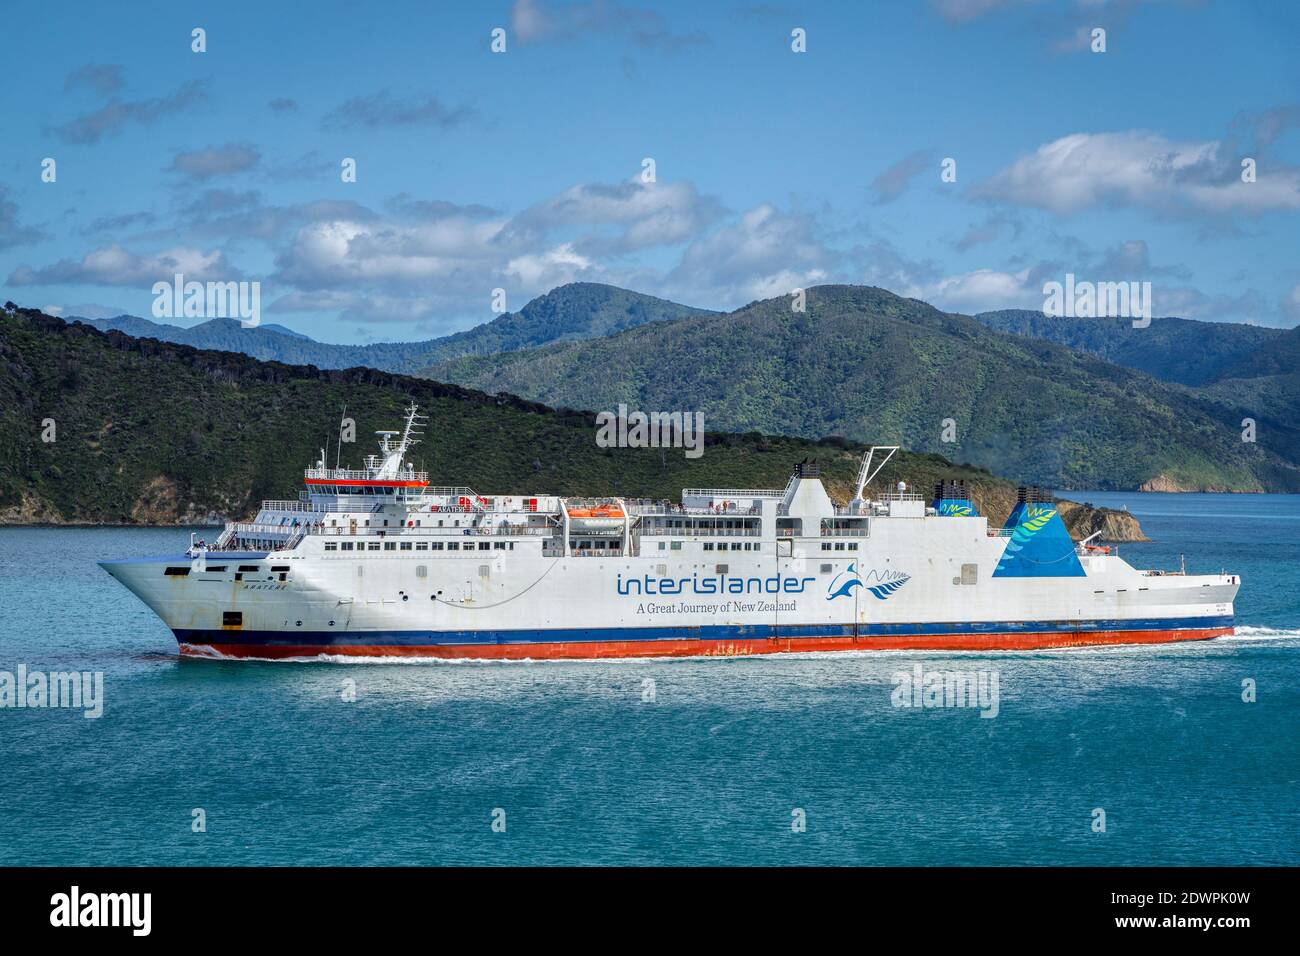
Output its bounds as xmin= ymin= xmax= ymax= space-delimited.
xmin=866 ymin=570 xmax=911 ymax=600
xmin=826 ymin=564 xmax=910 ymax=601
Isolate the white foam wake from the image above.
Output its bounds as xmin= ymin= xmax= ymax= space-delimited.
xmin=1223 ymin=625 xmax=1300 ymax=641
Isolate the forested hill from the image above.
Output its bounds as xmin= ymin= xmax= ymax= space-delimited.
xmin=420 ymin=285 xmax=1300 ymax=492
xmin=0 ymin=303 xmax=1138 ymax=539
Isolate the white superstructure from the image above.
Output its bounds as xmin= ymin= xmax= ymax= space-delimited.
xmin=101 ymin=405 xmax=1239 ymax=659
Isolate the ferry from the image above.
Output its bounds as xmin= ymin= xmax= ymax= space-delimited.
xmin=100 ymin=405 xmax=1238 ymax=660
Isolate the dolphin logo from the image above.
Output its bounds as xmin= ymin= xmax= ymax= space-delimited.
xmin=826 ymin=563 xmax=863 ymax=601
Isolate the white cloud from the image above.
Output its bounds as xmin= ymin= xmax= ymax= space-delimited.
xmin=668 ymin=204 xmax=835 ymax=306
xmin=507 ymin=179 xmax=722 ymax=253
xmin=504 ymin=243 xmax=594 ymax=288
xmin=919 ymin=268 xmax=1039 ymax=314
xmin=975 ymin=131 xmax=1300 ymax=216
xmin=8 ymin=244 xmax=237 ymax=287
xmin=275 ymin=216 xmax=508 ymax=290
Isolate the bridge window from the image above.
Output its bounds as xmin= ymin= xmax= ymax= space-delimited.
xmin=324 ymin=542 xmax=337 ymax=551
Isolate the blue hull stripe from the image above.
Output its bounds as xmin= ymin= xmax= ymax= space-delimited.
xmin=175 ymin=615 xmax=1234 ymax=648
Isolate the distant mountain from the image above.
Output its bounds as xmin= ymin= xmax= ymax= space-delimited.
xmin=260 ymin=323 xmax=312 ymax=340
xmin=421 ymin=285 xmax=1300 ymax=492
xmin=412 ymin=282 xmax=717 ymax=364
xmin=972 ymin=309 xmax=1282 ymax=387
xmin=1193 ymin=325 xmax=1300 ymax=449
xmin=74 ymin=283 xmax=711 ymax=374
xmin=0 ymin=303 xmax=1131 ymax=535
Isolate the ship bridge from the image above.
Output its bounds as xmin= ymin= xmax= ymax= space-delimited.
xmin=302 ymin=404 xmax=429 ymax=499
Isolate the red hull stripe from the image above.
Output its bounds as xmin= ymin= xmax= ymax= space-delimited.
xmin=182 ymin=626 xmax=1233 ymax=660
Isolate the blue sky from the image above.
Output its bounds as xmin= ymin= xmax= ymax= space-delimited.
xmin=3 ymin=0 xmax=1298 ymax=343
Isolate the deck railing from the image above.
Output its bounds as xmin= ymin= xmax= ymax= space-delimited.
xmin=682 ymin=487 xmax=784 ymax=499
xmin=639 ymin=527 xmax=759 ymax=537
xmin=304 ymin=467 xmax=430 ymax=482
xmin=308 ymin=525 xmax=550 ymax=538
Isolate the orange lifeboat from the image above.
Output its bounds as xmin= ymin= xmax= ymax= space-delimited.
xmin=567 ymin=504 xmax=625 ymax=519
xmin=567 ymin=503 xmax=625 ymax=533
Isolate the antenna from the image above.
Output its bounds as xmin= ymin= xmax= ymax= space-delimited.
xmin=397 ymin=403 xmax=428 ymax=457
xmin=335 ymin=404 xmax=347 ymax=470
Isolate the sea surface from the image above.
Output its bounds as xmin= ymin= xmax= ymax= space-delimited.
xmin=0 ymin=492 xmax=1296 ymax=866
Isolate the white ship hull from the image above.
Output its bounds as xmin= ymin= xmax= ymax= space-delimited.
xmin=100 ymin=409 xmax=1238 ymax=659
xmin=101 ymin=507 xmax=1236 ymax=659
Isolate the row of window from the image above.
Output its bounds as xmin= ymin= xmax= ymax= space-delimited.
xmin=323 ymin=540 xmax=517 ymax=552
xmin=655 ymin=540 xmax=860 ymax=553
xmin=655 ymin=541 xmax=764 ymax=552
xmin=653 ymin=520 xmax=756 ymax=531
xmin=323 ymin=517 xmax=484 ymax=529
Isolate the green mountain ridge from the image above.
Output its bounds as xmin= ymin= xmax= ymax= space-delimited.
xmin=972 ymin=309 xmax=1284 ymax=387
xmin=2 ymin=303 xmax=1133 ymax=535
xmin=422 ymin=285 xmax=1300 ymax=492
xmin=78 ymin=282 xmax=712 ymax=374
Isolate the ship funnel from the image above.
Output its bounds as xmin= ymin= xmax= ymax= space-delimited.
xmin=932 ymin=479 xmax=978 ymax=517
xmin=992 ymin=486 xmax=1084 ymax=578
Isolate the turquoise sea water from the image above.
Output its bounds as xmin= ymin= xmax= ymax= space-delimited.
xmin=0 ymin=492 xmax=1296 ymax=865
